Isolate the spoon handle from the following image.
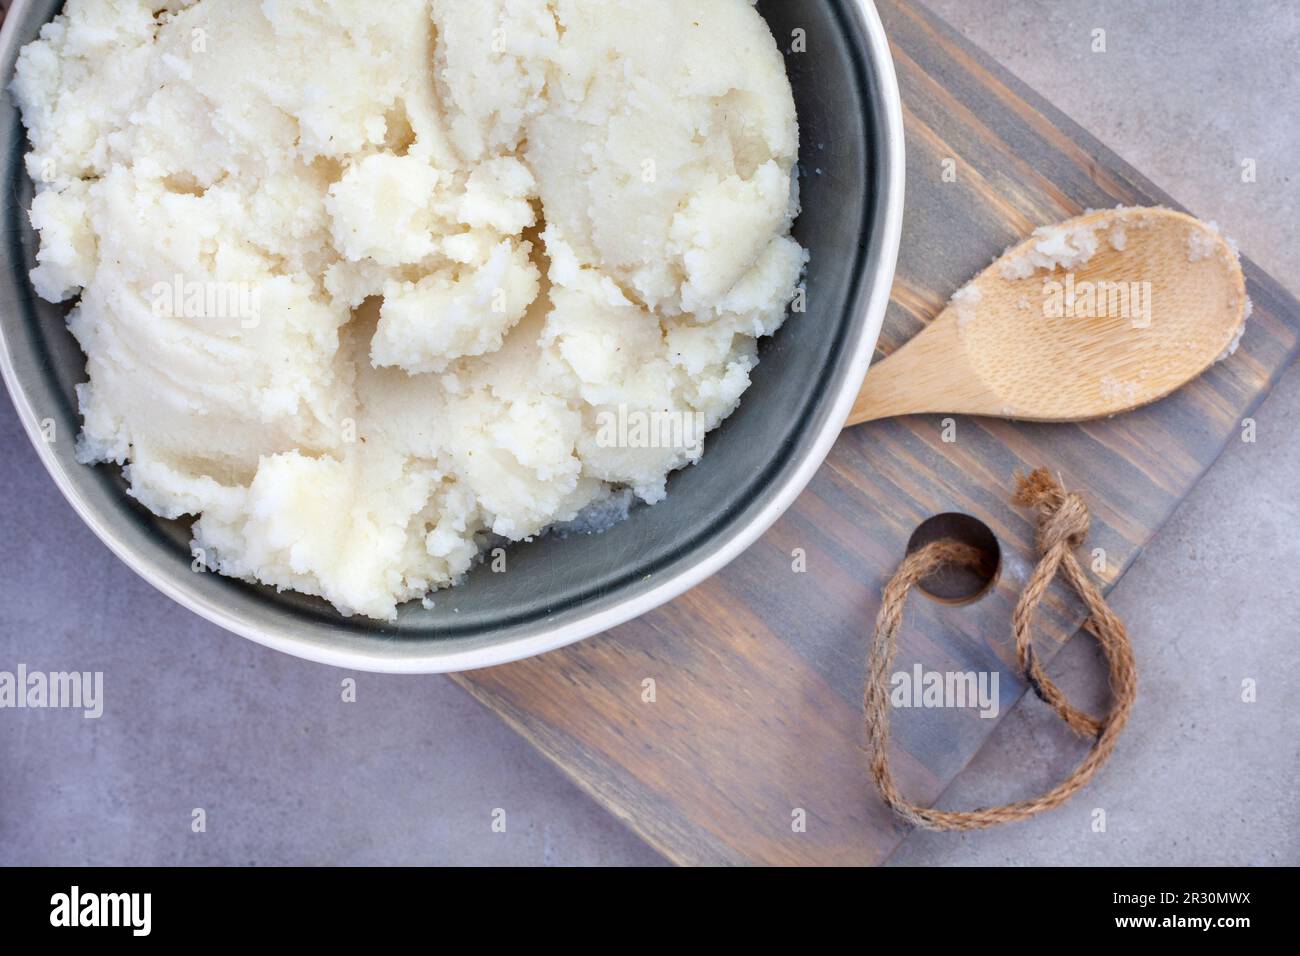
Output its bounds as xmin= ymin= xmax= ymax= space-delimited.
xmin=844 ymin=314 xmax=1003 ymax=426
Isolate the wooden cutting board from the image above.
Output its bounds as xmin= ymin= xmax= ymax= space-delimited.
xmin=453 ymin=0 xmax=1300 ymax=866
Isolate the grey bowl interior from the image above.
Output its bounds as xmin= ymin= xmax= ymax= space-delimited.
xmin=0 ymin=0 xmax=899 ymax=670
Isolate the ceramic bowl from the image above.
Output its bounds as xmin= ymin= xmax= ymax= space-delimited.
xmin=0 ymin=0 xmax=904 ymax=672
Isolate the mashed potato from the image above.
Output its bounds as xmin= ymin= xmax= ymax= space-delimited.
xmin=14 ymin=0 xmax=805 ymax=620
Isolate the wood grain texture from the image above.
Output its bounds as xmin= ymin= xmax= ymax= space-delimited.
xmin=455 ymin=0 xmax=1300 ymax=867
xmin=849 ymin=208 xmax=1249 ymax=423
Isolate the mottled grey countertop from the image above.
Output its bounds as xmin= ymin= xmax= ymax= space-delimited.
xmin=2 ymin=0 xmax=1296 ymax=865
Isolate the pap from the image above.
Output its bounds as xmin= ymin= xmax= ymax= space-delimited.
xmin=13 ymin=0 xmax=805 ymax=619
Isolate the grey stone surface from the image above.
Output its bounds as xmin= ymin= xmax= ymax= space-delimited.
xmin=925 ymin=0 xmax=1300 ymax=286
xmin=0 ymin=398 xmax=664 ymax=866
xmin=1 ymin=0 xmax=1295 ymax=867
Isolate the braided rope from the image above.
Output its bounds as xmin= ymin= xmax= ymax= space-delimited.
xmin=864 ymin=469 xmax=1137 ymax=831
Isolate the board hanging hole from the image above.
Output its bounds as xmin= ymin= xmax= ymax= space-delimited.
xmin=905 ymin=513 xmax=1001 ymax=605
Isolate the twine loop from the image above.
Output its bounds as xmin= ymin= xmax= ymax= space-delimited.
xmin=865 ymin=469 xmax=1137 ymax=831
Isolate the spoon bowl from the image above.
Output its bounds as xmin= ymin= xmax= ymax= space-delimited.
xmin=849 ymin=207 xmax=1248 ymax=425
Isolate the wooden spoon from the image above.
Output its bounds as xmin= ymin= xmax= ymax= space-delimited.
xmin=847 ymin=207 xmax=1248 ymax=425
